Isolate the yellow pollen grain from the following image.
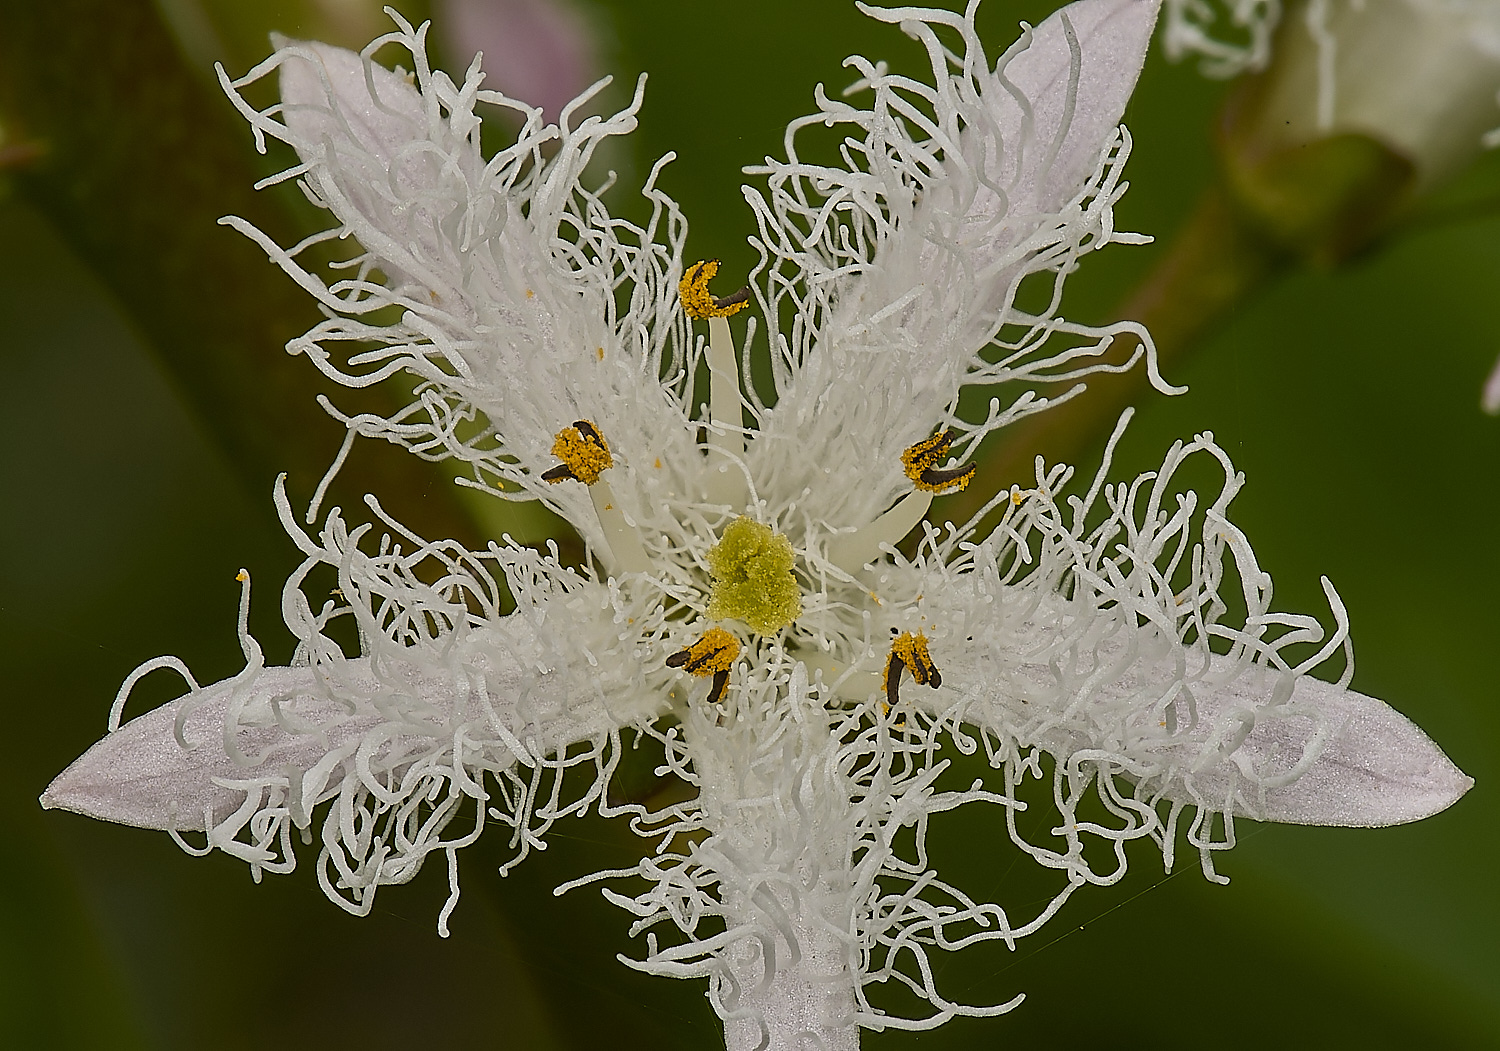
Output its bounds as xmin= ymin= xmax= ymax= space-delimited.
xmin=654 ymin=458 xmax=662 ymax=469
xmin=235 ymin=569 xmax=248 ymax=582
xmin=548 ymin=421 xmax=613 ymax=485
xmin=596 ymin=346 xmax=605 ymax=360
xmin=525 ymin=288 xmax=534 ymax=299
xmin=678 ymin=259 xmax=750 ymax=320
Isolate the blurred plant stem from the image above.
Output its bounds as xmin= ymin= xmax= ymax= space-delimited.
xmin=0 ymin=0 xmax=561 ymax=552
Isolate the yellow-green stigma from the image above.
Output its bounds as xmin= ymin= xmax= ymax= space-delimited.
xmin=706 ymin=517 xmax=801 ymax=635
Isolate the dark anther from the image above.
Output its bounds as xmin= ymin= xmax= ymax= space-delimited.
xmin=884 ymin=631 xmax=942 ymax=712
xmin=712 ymin=286 xmax=752 ymax=312
xmin=708 ymin=669 xmax=731 ymax=706
xmin=885 ymin=655 xmax=906 ymax=711
xmin=541 ymin=464 xmax=577 ymax=482
xmin=574 ymin=419 xmax=601 ymax=443
xmin=917 ymin=462 xmax=977 ymax=490
xmin=666 ymin=641 xmax=732 ymax=675
xmin=902 ymin=428 xmax=977 ymax=494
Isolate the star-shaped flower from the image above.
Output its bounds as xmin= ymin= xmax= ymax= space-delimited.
xmin=43 ymin=2 xmax=1470 ymax=1045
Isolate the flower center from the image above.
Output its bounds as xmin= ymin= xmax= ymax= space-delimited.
xmin=706 ymin=517 xmax=801 ymax=635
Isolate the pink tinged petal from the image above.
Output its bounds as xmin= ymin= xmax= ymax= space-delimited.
xmin=41 ymin=666 xmax=384 ymax=832
xmin=276 ymin=38 xmax=427 ymax=165
xmin=41 ymin=648 xmax=623 ymax=834
xmin=1173 ymin=670 xmax=1474 ymax=827
xmin=954 ymin=646 xmax=1469 ymax=829
xmin=1000 ymin=0 xmax=1162 ymax=213
xmin=1482 ymin=351 xmax=1500 ymax=414
xmin=437 ymin=0 xmax=598 ymax=124
xmin=722 ymin=902 xmax=859 ymax=1051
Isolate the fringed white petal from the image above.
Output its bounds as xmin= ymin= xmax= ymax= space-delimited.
xmin=1161 ymin=666 xmax=1474 ymax=827
xmin=42 ymin=665 xmax=379 ymax=833
xmin=995 ymin=0 xmax=1161 ymax=214
xmin=277 ymin=38 xmax=430 ymax=178
xmin=217 ymin=19 xmax=698 ymax=554
xmin=884 ymin=424 xmax=1469 ymax=882
xmin=745 ymin=0 xmax=1166 ymax=532
xmin=570 ymin=658 xmax=1033 ymax=1040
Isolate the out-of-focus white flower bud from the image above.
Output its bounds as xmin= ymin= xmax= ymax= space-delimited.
xmin=1209 ymin=1 xmax=1500 ymax=262
xmin=1258 ymin=0 xmax=1500 ymax=189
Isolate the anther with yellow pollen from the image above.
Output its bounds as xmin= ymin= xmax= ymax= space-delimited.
xmin=542 ymin=420 xmax=612 ymax=484
xmin=884 ymin=629 xmax=941 ymax=712
xmin=901 ymin=429 xmax=976 ymax=493
xmin=678 ymin=259 xmax=752 ymax=320
xmin=826 ymin=430 xmax=976 ymax=573
xmin=666 ymin=627 xmax=741 ymax=707
xmin=542 ymin=419 xmax=651 ymax=575
xmin=679 ymin=260 xmax=752 ymax=506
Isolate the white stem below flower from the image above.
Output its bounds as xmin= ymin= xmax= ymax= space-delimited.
xmin=721 ymin=908 xmax=859 ymax=1051
xmin=589 ymin=476 xmax=652 ymax=575
xmin=705 ymin=315 xmax=748 ymax=507
xmin=825 ymin=490 xmax=933 ymax=574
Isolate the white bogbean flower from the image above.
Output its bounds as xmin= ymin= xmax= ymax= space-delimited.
xmin=43 ymin=2 xmax=1470 ymax=1046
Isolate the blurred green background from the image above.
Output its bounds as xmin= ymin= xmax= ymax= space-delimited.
xmin=1 ymin=0 xmax=1495 ymax=1047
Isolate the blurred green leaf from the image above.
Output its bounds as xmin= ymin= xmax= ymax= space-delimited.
xmin=0 ymin=0 xmax=486 ymax=546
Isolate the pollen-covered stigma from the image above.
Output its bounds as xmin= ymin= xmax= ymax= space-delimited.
xmin=706 ymin=517 xmax=801 ymax=635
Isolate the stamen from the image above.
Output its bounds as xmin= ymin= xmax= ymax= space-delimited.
xmin=542 ymin=421 xmax=651 ymax=576
xmin=825 ymin=490 xmax=933 ymax=573
xmin=666 ymin=627 xmax=740 ymax=706
xmin=678 ymin=259 xmax=751 ymax=320
xmin=884 ymin=630 xmax=941 ymax=711
xmin=543 ymin=420 xmax=613 ymax=485
xmin=901 ymin=430 xmax=976 ymax=493
xmin=681 ymin=260 xmax=750 ymax=506
xmin=825 ymin=433 xmax=974 ymax=573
